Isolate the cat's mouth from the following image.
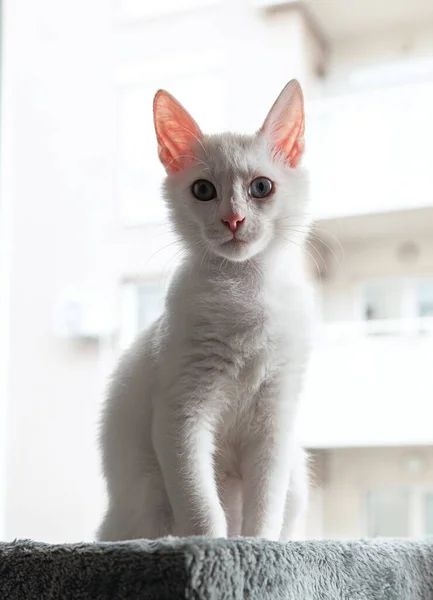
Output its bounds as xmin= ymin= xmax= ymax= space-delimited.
xmin=214 ymin=235 xmax=258 ymax=261
xmin=221 ymin=237 xmax=248 ymax=247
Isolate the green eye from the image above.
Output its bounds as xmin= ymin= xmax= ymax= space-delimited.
xmin=191 ymin=179 xmax=217 ymax=201
xmin=249 ymin=177 xmax=273 ymax=199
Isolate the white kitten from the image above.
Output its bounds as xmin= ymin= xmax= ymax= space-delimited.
xmin=97 ymin=80 xmax=313 ymax=542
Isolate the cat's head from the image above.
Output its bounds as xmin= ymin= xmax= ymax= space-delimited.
xmin=153 ymin=80 xmax=310 ymax=263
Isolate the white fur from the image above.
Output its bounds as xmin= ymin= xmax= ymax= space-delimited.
xmin=97 ymin=95 xmax=313 ymax=541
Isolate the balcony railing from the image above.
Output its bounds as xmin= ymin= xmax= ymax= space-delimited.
xmin=319 ymin=317 xmax=433 ymax=341
xmin=299 ymin=316 xmax=433 ymax=448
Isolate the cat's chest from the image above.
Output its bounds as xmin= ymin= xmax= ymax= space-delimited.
xmin=172 ymin=273 xmax=305 ymax=380
xmin=215 ymin=293 xmax=286 ymax=354
xmin=218 ymin=297 xmax=289 ymax=391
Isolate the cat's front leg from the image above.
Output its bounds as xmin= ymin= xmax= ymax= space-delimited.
xmin=241 ymin=377 xmax=301 ymax=540
xmin=152 ymin=387 xmax=227 ymax=538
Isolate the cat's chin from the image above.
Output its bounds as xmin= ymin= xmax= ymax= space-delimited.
xmin=212 ymin=238 xmax=262 ymax=262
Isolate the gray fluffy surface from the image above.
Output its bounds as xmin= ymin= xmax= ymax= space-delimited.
xmin=0 ymin=537 xmax=432 ymax=599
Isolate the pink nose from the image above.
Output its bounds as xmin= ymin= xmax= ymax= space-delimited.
xmin=222 ymin=214 xmax=245 ymax=233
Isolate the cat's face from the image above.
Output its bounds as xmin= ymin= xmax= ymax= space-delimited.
xmin=154 ymin=81 xmax=310 ymax=262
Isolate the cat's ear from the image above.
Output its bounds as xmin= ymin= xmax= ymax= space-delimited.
xmin=259 ymin=80 xmax=305 ymax=168
xmin=153 ymin=90 xmax=203 ymax=175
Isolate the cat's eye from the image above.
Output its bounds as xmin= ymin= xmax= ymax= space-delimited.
xmin=191 ymin=179 xmax=217 ymax=201
xmin=249 ymin=177 xmax=273 ymax=199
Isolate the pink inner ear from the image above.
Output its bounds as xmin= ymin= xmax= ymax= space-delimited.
xmin=274 ymin=114 xmax=305 ymax=168
xmin=153 ymin=90 xmax=202 ymax=174
xmin=261 ymin=80 xmax=305 ymax=168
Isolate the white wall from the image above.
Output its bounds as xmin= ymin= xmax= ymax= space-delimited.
xmin=0 ymin=0 xmax=13 ymax=539
xmin=2 ymin=0 xmax=116 ymax=542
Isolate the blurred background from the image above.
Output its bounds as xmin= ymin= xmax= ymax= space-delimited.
xmin=0 ymin=0 xmax=433 ymax=543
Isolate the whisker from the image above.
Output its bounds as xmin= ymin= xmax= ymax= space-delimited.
xmin=282 ymin=235 xmax=322 ymax=282
xmin=199 ymin=242 xmax=210 ymax=272
xmin=159 ymin=246 xmax=187 ymax=285
xmin=279 ymin=221 xmax=344 ymax=278
xmin=310 ymin=225 xmax=345 ymax=258
xmin=144 ymin=239 xmax=182 ymax=268
xmin=304 ymin=238 xmax=327 ymax=274
xmin=308 ymin=232 xmax=342 ymax=278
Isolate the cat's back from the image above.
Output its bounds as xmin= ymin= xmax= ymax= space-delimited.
xmin=99 ymin=317 xmax=166 ymax=474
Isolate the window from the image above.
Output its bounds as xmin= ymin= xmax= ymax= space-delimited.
xmin=136 ymin=283 xmax=165 ymax=331
xmin=425 ymin=493 xmax=433 ymax=536
xmin=360 ymin=277 xmax=433 ymax=334
xmin=119 ymin=281 xmax=165 ymax=350
xmin=365 ymin=488 xmax=411 ymax=537
xmin=365 ymin=487 xmax=433 ymax=538
xmin=117 ymin=69 xmax=226 ymax=225
xmin=362 ymin=279 xmax=407 ymax=322
xmin=417 ymin=280 xmax=433 ymax=317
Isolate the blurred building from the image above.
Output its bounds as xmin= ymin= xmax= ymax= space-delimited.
xmin=1 ymin=0 xmax=433 ymax=542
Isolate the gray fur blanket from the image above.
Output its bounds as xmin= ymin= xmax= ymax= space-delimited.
xmin=0 ymin=537 xmax=432 ymax=599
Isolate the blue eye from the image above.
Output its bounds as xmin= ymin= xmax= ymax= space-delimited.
xmin=249 ymin=177 xmax=273 ymax=199
xmin=191 ymin=179 xmax=217 ymax=201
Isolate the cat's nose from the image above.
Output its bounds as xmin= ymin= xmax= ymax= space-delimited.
xmin=221 ymin=213 xmax=245 ymax=233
